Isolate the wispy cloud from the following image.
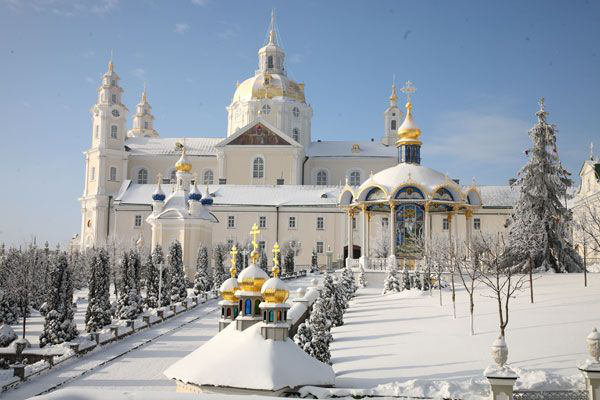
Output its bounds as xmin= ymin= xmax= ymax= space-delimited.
xmin=90 ymin=0 xmax=119 ymax=15
xmin=289 ymin=53 xmax=304 ymax=64
xmin=4 ymin=0 xmax=119 ymax=16
xmin=191 ymin=0 xmax=209 ymax=6
xmin=174 ymin=22 xmax=190 ymax=34
xmin=132 ymin=68 xmax=146 ymax=80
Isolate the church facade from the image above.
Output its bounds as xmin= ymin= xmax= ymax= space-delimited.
xmin=78 ymin=15 xmax=516 ymax=272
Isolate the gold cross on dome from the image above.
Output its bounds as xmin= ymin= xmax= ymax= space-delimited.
xmin=249 ymin=223 xmax=261 ymax=263
xmin=230 ymin=245 xmax=238 ymax=269
xmin=272 ymin=241 xmax=280 ymax=269
xmin=400 ymin=81 xmax=416 ymax=102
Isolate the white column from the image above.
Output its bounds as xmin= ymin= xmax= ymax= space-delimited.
xmin=346 ymin=208 xmax=354 ymax=267
xmin=366 ymin=211 xmax=371 ymax=258
xmin=360 ymin=204 xmax=368 ymax=269
xmin=388 ymin=203 xmax=397 ymax=269
xmin=424 ymin=202 xmax=430 ymax=252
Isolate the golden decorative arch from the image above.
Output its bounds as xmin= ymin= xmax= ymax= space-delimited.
xmin=431 ymin=183 xmax=464 ymax=203
xmin=389 ymin=181 xmax=431 ymax=200
xmin=356 ymin=184 xmax=390 ymax=202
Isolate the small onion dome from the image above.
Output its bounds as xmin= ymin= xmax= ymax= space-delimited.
xmin=201 ymin=197 xmax=213 ymax=206
xmin=152 ymin=180 xmax=166 ymax=201
xmin=189 ymin=183 xmax=202 ymax=201
xmin=396 ymin=101 xmax=422 ymax=147
xmin=175 ymin=146 xmax=192 ymax=173
xmin=261 ymin=276 xmax=289 ymax=304
xmin=237 ymin=263 xmax=269 ymax=293
xmin=220 ymin=277 xmax=239 ymax=302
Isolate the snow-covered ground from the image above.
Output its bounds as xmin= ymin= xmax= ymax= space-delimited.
xmin=5 ymin=276 xmax=317 ymax=400
xmin=326 ymin=273 xmax=599 ymax=399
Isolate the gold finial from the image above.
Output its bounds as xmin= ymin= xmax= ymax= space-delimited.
xmin=142 ymin=82 xmax=147 ymax=102
xmin=390 ymin=74 xmax=398 ymax=104
xmin=108 ymin=49 xmax=114 ymax=72
xmin=267 ymin=9 xmax=277 ymax=45
xmin=175 ymin=144 xmax=192 ymax=173
xmin=229 ymin=245 xmax=238 ymax=277
xmin=271 ymin=242 xmax=280 ymax=277
xmin=249 ymin=223 xmax=261 ymax=264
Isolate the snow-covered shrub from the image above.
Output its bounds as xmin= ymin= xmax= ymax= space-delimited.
xmin=0 ymin=324 xmax=17 ymax=347
xmin=402 ymin=268 xmax=411 ymax=290
xmin=293 ymin=321 xmax=313 ymax=356
xmin=193 ymin=245 xmax=212 ymax=296
xmin=308 ymin=298 xmax=332 ymax=364
xmin=321 ymin=273 xmax=344 ymax=327
xmin=168 ymin=240 xmax=187 ymax=303
xmin=359 ymin=266 xmax=367 ymax=287
xmin=383 ymin=267 xmax=401 ymax=294
xmin=85 ymin=248 xmax=112 ymax=332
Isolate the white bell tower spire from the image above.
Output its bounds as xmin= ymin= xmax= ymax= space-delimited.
xmin=257 ymin=9 xmax=286 ymax=76
xmin=129 ymin=83 xmax=159 ymax=138
xmin=382 ymin=75 xmax=402 ymax=146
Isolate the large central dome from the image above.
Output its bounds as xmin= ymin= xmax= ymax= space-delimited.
xmin=232 ymin=73 xmax=305 ymax=103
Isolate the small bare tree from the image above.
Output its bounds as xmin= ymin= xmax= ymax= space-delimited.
xmin=457 ymin=239 xmax=482 ymax=336
xmin=477 ymin=233 xmax=528 ymax=338
xmin=573 ymin=199 xmax=600 ymax=287
xmin=427 ymin=235 xmax=454 ymax=308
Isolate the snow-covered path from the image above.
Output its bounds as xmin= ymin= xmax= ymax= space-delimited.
xmin=5 ymin=300 xmax=220 ymax=399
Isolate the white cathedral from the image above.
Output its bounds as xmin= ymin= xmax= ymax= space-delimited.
xmin=78 ymin=14 xmax=517 ymax=275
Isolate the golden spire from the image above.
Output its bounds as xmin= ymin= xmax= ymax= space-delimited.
xmin=249 ymin=223 xmax=261 ymax=264
xmin=389 ymin=74 xmax=398 ymax=105
xmin=175 ymin=145 xmax=192 ymax=173
xmin=271 ymin=242 xmax=280 ymax=277
xmin=229 ymin=245 xmax=238 ymax=277
xmin=396 ymin=81 xmax=422 ymax=148
xmin=141 ymin=82 xmax=147 ymax=103
xmin=108 ymin=49 xmax=114 ymax=73
xmin=267 ymin=9 xmax=277 ymax=45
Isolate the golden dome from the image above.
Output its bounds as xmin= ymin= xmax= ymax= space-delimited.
xmin=232 ymin=73 xmax=306 ymax=103
xmin=175 ymin=146 xmax=192 ymax=173
xmin=237 ymin=263 xmax=269 ymax=293
xmin=220 ymin=275 xmax=239 ymax=302
xmin=261 ymin=263 xmax=289 ymax=304
xmin=396 ymin=101 xmax=422 ymax=147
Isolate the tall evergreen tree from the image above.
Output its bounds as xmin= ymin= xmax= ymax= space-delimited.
xmin=151 ymin=245 xmax=170 ymax=307
xmin=169 ymin=240 xmax=187 ymax=302
xmin=115 ymin=250 xmax=143 ymax=320
xmin=294 ymin=321 xmax=313 ymax=356
xmin=212 ymin=245 xmax=228 ymax=292
xmin=402 ymin=267 xmax=411 ymax=290
xmin=259 ymin=250 xmax=269 ymax=273
xmin=145 ymin=249 xmax=159 ymax=308
xmin=85 ymin=248 xmax=112 ymax=332
xmin=308 ymin=298 xmax=332 ymax=364
xmin=321 ymin=273 xmax=344 ymax=327
xmin=507 ymin=99 xmax=582 ymax=272
xmin=40 ymin=251 xmax=78 ymax=346
xmin=193 ymin=245 xmax=212 ymax=295
xmin=283 ymin=247 xmax=295 ymax=275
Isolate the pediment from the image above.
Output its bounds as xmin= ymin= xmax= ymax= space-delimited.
xmin=228 ymin=123 xmax=292 ymax=146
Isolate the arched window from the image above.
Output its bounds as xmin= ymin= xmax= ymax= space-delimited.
xmin=261 ymin=104 xmax=271 ymax=115
xmin=137 ymin=168 xmax=148 ymax=184
xmin=391 ymin=119 xmax=397 ymax=130
xmin=244 ymin=299 xmax=252 ymax=315
xmin=170 ymin=169 xmax=177 ymax=183
xmin=268 ymin=310 xmax=274 ymax=322
xmin=277 ymin=310 xmax=282 ymax=321
xmin=203 ymin=169 xmax=214 ymax=185
xmin=253 ymin=157 xmax=264 ymax=179
xmin=316 ymin=170 xmax=328 ymax=186
xmin=109 ymin=167 xmax=117 ymax=181
xmin=267 ymin=55 xmax=274 ymax=69
xmin=110 ymin=125 xmax=118 ymax=139
xmin=292 ymin=107 xmax=300 ymax=117
xmin=254 ymin=299 xmax=261 ymax=315
xmin=349 ymin=171 xmax=361 ymax=186
xmin=292 ymin=128 xmax=300 ymax=142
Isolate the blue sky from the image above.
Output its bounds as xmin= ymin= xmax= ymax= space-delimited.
xmin=0 ymin=0 xmax=599 ymax=246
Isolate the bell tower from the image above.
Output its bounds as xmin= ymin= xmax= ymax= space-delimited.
xmin=128 ymin=84 xmax=159 ymax=138
xmin=80 ymin=58 xmax=129 ymax=249
xmin=382 ymin=79 xmax=402 ymax=146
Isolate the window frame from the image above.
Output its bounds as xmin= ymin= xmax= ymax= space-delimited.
xmin=443 ymin=218 xmax=449 ymax=231
xmin=252 ymin=157 xmax=265 ymax=179
xmin=109 ymin=166 xmax=117 ymax=181
xmin=292 ymin=107 xmax=300 ymax=118
xmin=227 ymin=215 xmax=236 ymax=229
xmin=349 ymin=170 xmax=361 ymax=186
xmin=292 ymin=127 xmax=300 ymax=142
xmin=474 ymin=217 xmax=481 ymax=230
xmin=134 ymin=214 xmax=142 ymax=228
xmin=203 ymin=169 xmax=214 ymax=185
xmin=259 ymin=216 xmax=267 ymax=229
xmin=316 ymin=216 xmax=324 ymax=231
xmin=110 ymin=125 xmax=118 ymax=139
xmin=316 ymin=241 xmax=324 ymax=254
xmin=90 ymin=166 xmax=96 ymax=181
xmin=261 ymin=104 xmax=271 ymax=115
xmin=288 ymin=216 xmax=296 ymax=229
xmin=315 ymin=170 xmax=328 ymax=186
xmin=137 ymin=168 xmax=148 ymax=184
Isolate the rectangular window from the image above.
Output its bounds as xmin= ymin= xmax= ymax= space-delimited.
xmin=352 ymin=216 xmax=357 ymax=230
xmin=134 ymin=215 xmax=142 ymax=228
xmin=111 ymin=79 xmax=116 ymax=86
xmin=90 ymin=167 xmax=95 ymax=181
xmin=474 ymin=218 xmax=481 ymax=230
xmin=443 ymin=218 xmax=449 ymax=230
xmin=227 ymin=239 xmax=234 ymax=249
xmin=227 ymin=215 xmax=235 ymax=229
xmin=316 ymin=216 xmax=324 ymax=230
xmin=259 ymin=216 xmax=267 ymax=229
xmin=109 ymin=167 xmax=117 ymax=181
xmin=316 ymin=241 xmax=324 ymax=254
xmin=144 ymin=121 xmax=149 ymax=129
xmin=382 ymin=217 xmax=389 ymax=228
xmin=259 ymin=241 xmax=266 ymax=253
xmin=288 ymin=216 xmax=296 ymax=229
xmin=111 ymin=125 xmax=117 ymax=139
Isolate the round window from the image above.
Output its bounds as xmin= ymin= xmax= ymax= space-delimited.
xmin=112 ymin=109 xmax=120 ymax=117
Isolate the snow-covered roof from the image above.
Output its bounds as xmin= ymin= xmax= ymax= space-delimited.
xmin=307 ymin=141 xmax=397 ymax=158
xmin=125 ymin=137 xmax=223 ymax=156
xmin=475 ymin=185 xmax=520 ymax=208
xmin=164 ymin=322 xmax=335 ymax=391
xmin=115 ymin=183 xmax=341 ymax=207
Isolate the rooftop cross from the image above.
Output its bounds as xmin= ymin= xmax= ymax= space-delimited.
xmin=229 ymin=245 xmax=238 ymax=277
xmin=400 ymin=81 xmax=416 ymax=102
xmin=271 ymin=242 xmax=281 ymax=277
xmin=249 ymin=223 xmax=261 ymax=263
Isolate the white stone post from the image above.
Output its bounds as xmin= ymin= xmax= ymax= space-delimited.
xmin=579 ymin=327 xmax=600 ymax=400
xmin=360 ymin=204 xmax=369 ymax=269
xmin=484 ymin=336 xmax=518 ymax=400
xmin=345 ymin=208 xmax=354 ymax=268
xmin=388 ymin=202 xmax=397 ymax=270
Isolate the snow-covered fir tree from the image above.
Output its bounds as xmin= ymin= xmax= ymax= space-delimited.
xmin=40 ymin=251 xmax=78 ymax=347
xmin=283 ymin=247 xmax=295 ymax=275
xmin=259 ymin=250 xmax=269 ymax=273
xmin=168 ymin=240 xmax=187 ymax=303
xmin=85 ymin=248 xmax=112 ymax=332
xmin=212 ymin=245 xmax=227 ymax=292
xmin=359 ymin=266 xmax=367 ymax=287
xmin=402 ymin=267 xmax=411 ymax=290
xmin=507 ymin=99 xmax=582 ymax=272
xmin=311 ymin=249 xmax=318 ymax=272
xmin=151 ymin=245 xmax=170 ymax=307
xmin=308 ymin=298 xmax=332 ymax=364
xmin=341 ymin=267 xmax=357 ymax=302
xmin=193 ymin=245 xmax=212 ymax=295
xmin=382 ymin=266 xmax=401 ymax=294
xmin=115 ymin=250 xmax=143 ymax=320
xmin=145 ymin=249 xmax=159 ymax=308
xmin=414 ymin=270 xmax=422 ymax=290
xmin=321 ymin=273 xmax=344 ymax=326
xmin=293 ymin=321 xmax=313 ymax=356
